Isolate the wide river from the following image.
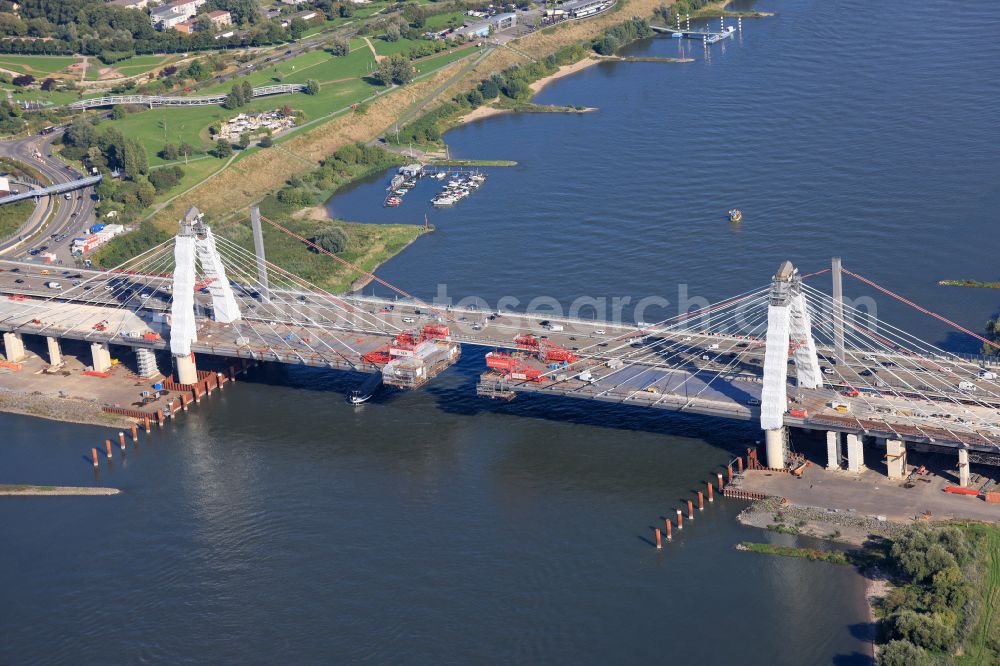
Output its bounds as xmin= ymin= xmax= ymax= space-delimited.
xmin=3 ymin=0 xmax=998 ymax=663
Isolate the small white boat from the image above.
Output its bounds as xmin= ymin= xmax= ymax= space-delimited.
xmin=432 ymin=195 xmax=458 ymax=207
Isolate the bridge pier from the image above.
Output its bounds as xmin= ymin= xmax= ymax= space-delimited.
xmin=958 ymin=448 xmax=970 ymax=488
xmin=764 ymin=427 xmax=787 ymax=469
xmin=46 ymin=336 xmax=63 ymax=367
xmin=885 ymin=438 xmax=907 ymax=480
xmin=174 ymin=353 xmax=197 ymax=385
xmin=3 ymin=331 xmax=26 ymax=362
xmin=90 ymin=342 xmax=112 ymax=373
xmin=845 ymin=433 xmax=865 ymax=473
xmin=826 ymin=431 xmax=842 ymax=470
xmin=136 ymin=348 xmax=159 ymax=379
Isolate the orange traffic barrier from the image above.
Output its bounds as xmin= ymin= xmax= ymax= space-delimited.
xmin=105 ymin=440 xmax=112 ymax=460
xmin=676 ymin=508 xmax=683 ymax=529
xmin=737 ymin=457 xmax=744 ymax=474
xmin=118 ymin=432 xmax=125 ymax=450
xmin=131 ymin=424 xmax=138 ymax=442
xmin=698 ymin=491 xmax=704 ymax=510
xmin=727 ymin=465 xmax=733 ymax=483
xmin=665 ymin=518 xmax=672 ymax=541
xmin=707 ymin=482 xmax=714 ymax=502
xmin=717 ymin=473 xmax=724 ymax=492
xmin=144 ymin=416 xmax=150 ymax=433
xmin=655 ymin=528 xmax=662 ymax=550
xmin=91 ymin=448 xmax=98 ymax=467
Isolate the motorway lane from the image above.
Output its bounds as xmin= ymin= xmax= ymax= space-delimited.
xmin=0 ymin=133 xmax=95 ymax=259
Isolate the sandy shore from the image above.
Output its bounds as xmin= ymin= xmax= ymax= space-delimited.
xmin=529 ymin=56 xmax=601 ymax=93
xmin=0 ymin=485 xmax=121 ymax=496
xmin=457 ymin=104 xmax=512 ymax=124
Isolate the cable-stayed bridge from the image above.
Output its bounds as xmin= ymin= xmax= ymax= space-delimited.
xmin=1 ymin=207 xmax=998 ymax=482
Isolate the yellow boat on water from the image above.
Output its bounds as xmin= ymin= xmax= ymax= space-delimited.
xmin=728 ymin=209 xmax=743 ymax=223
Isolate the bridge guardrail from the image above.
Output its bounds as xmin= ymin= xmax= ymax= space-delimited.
xmin=67 ymin=84 xmax=306 ymax=110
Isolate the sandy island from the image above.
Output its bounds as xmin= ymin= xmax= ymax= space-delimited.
xmin=0 ymin=485 xmax=121 ymax=496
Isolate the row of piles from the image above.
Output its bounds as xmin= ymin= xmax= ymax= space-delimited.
xmin=90 ymin=361 xmax=257 ymax=468
xmin=653 ymin=452 xmax=750 ymax=550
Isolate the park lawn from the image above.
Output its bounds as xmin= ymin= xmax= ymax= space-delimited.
xmin=283 ymin=48 xmax=376 ymax=84
xmin=4 ymin=87 xmax=79 ymax=106
xmin=105 ymin=78 xmax=380 ymax=166
xmin=413 ymin=46 xmax=476 ymax=74
xmin=149 ymin=155 xmax=228 ymax=201
xmin=221 ymin=214 xmax=427 ymax=292
xmin=372 ymin=37 xmax=432 ymax=57
xmin=0 ymin=54 xmax=78 ymax=76
xmin=86 ymin=54 xmax=185 ymax=80
xmin=424 ymin=11 xmax=467 ymax=30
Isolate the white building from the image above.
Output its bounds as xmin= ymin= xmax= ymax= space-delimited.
xmin=149 ymin=0 xmax=208 ymax=30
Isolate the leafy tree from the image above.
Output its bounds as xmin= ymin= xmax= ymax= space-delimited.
xmin=160 ymin=143 xmax=179 ymax=161
xmin=373 ymin=54 xmax=413 ymax=86
xmin=240 ymin=79 xmax=253 ymax=101
xmin=11 ymin=74 xmax=34 ymax=87
xmin=289 ymin=17 xmax=308 ymax=39
xmin=478 ymin=78 xmax=499 ymax=99
xmin=211 ymin=140 xmax=233 ymax=158
xmin=877 ymin=640 xmax=931 ymax=666
xmin=385 ymin=24 xmax=401 ymax=42
xmin=337 ymin=2 xmax=353 ymax=18
xmin=122 ymin=137 xmax=148 ymax=180
xmin=312 ymin=226 xmax=347 ymax=254
xmin=304 ymin=79 xmax=320 ymax=95
xmin=328 ymin=36 xmax=349 ymax=56
xmin=888 ymin=610 xmax=955 ymax=651
xmin=111 ymin=105 xmax=126 ymax=120
xmin=259 ymin=135 xmax=273 ymax=148
xmin=148 ymin=165 xmax=184 ymax=193
xmin=238 ymin=132 xmax=250 ymax=149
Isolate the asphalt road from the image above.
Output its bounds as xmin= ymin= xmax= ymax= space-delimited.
xmin=0 ymin=132 xmax=96 ymax=261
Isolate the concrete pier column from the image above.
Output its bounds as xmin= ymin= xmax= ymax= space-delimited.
xmin=90 ymin=342 xmax=112 ymax=373
xmin=958 ymin=448 xmax=970 ymax=488
xmin=886 ymin=439 xmax=907 ymax=480
xmin=764 ymin=427 xmax=786 ymax=469
xmin=46 ymin=336 xmax=62 ymax=366
xmin=845 ymin=433 xmax=864 ymax=473
xmin=3 ymin=331 xmax=26 ymax=362
xmin=136 ymin=348 xmax=159 ymax=378
xmin=826 ymin=431 xmax=842 ymax=470
xmin=174 ymin=353 xmax=197 ymax=385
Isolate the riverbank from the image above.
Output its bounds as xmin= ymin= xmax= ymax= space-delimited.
xmin=938 ymin=278 xmax=1000 ymax=289
xmin=0 ymin=388 xmax=134 ymax=429
xmin=0 ymin=484 xmax=120 ymax=496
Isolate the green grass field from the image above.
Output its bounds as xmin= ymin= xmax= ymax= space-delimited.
xmin=0 ymin=199 xmax=35 ymax=239
xmin=372 ymin=37 xmax=429 ymax=57
xmin=956 ymin=525 xmax=1000 ymax=666
xmin=0 ymin=55 xmax=77 ymax=76
xmin=103 ymin=76 xmax=380 ymax=166
xmin=413 ymin=46 xmax=475 ymax=74
xmin=424 ymin=11 xmax=467 ymax=30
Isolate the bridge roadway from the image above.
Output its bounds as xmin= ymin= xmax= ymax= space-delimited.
xmin=0 ymin=259 xmax=998 ymax=453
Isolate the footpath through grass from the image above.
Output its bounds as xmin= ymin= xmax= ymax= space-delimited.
xmin=0 ymin=54 xmax=77 ymax=76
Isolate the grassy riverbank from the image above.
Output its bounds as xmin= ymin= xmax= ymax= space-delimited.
xmin=737 ymin=541 xmax=854 ymax=565
xmin=737 ymin=516 xmax=1000 ymax=665
xmin=938 ymin=279 xmax=1000 ymax=289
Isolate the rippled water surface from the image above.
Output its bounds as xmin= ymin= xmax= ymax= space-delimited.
xmin=4 ymin=0 xmax=999 ymax=662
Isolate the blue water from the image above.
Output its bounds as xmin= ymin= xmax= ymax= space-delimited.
xmin=5 ymin=0 xmax=1000 ymax=662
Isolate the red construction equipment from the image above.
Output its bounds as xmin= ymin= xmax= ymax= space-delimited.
xmin=788 ymin=408 xmax=808 ymax=418
xmin=142 ymin=332 xmax=161 ymax=341
xmin=193 ymin=277 xmax=217 ymax=293
xmin=362 ymin=325 xmax=451 ymax=365
xmin=485 ymin=351 xmax=545 ymax=382
xmin=93 ymin=319 xmax=109 ymax=331
xmin=513 ymin=334 xmax=578 ymax=364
